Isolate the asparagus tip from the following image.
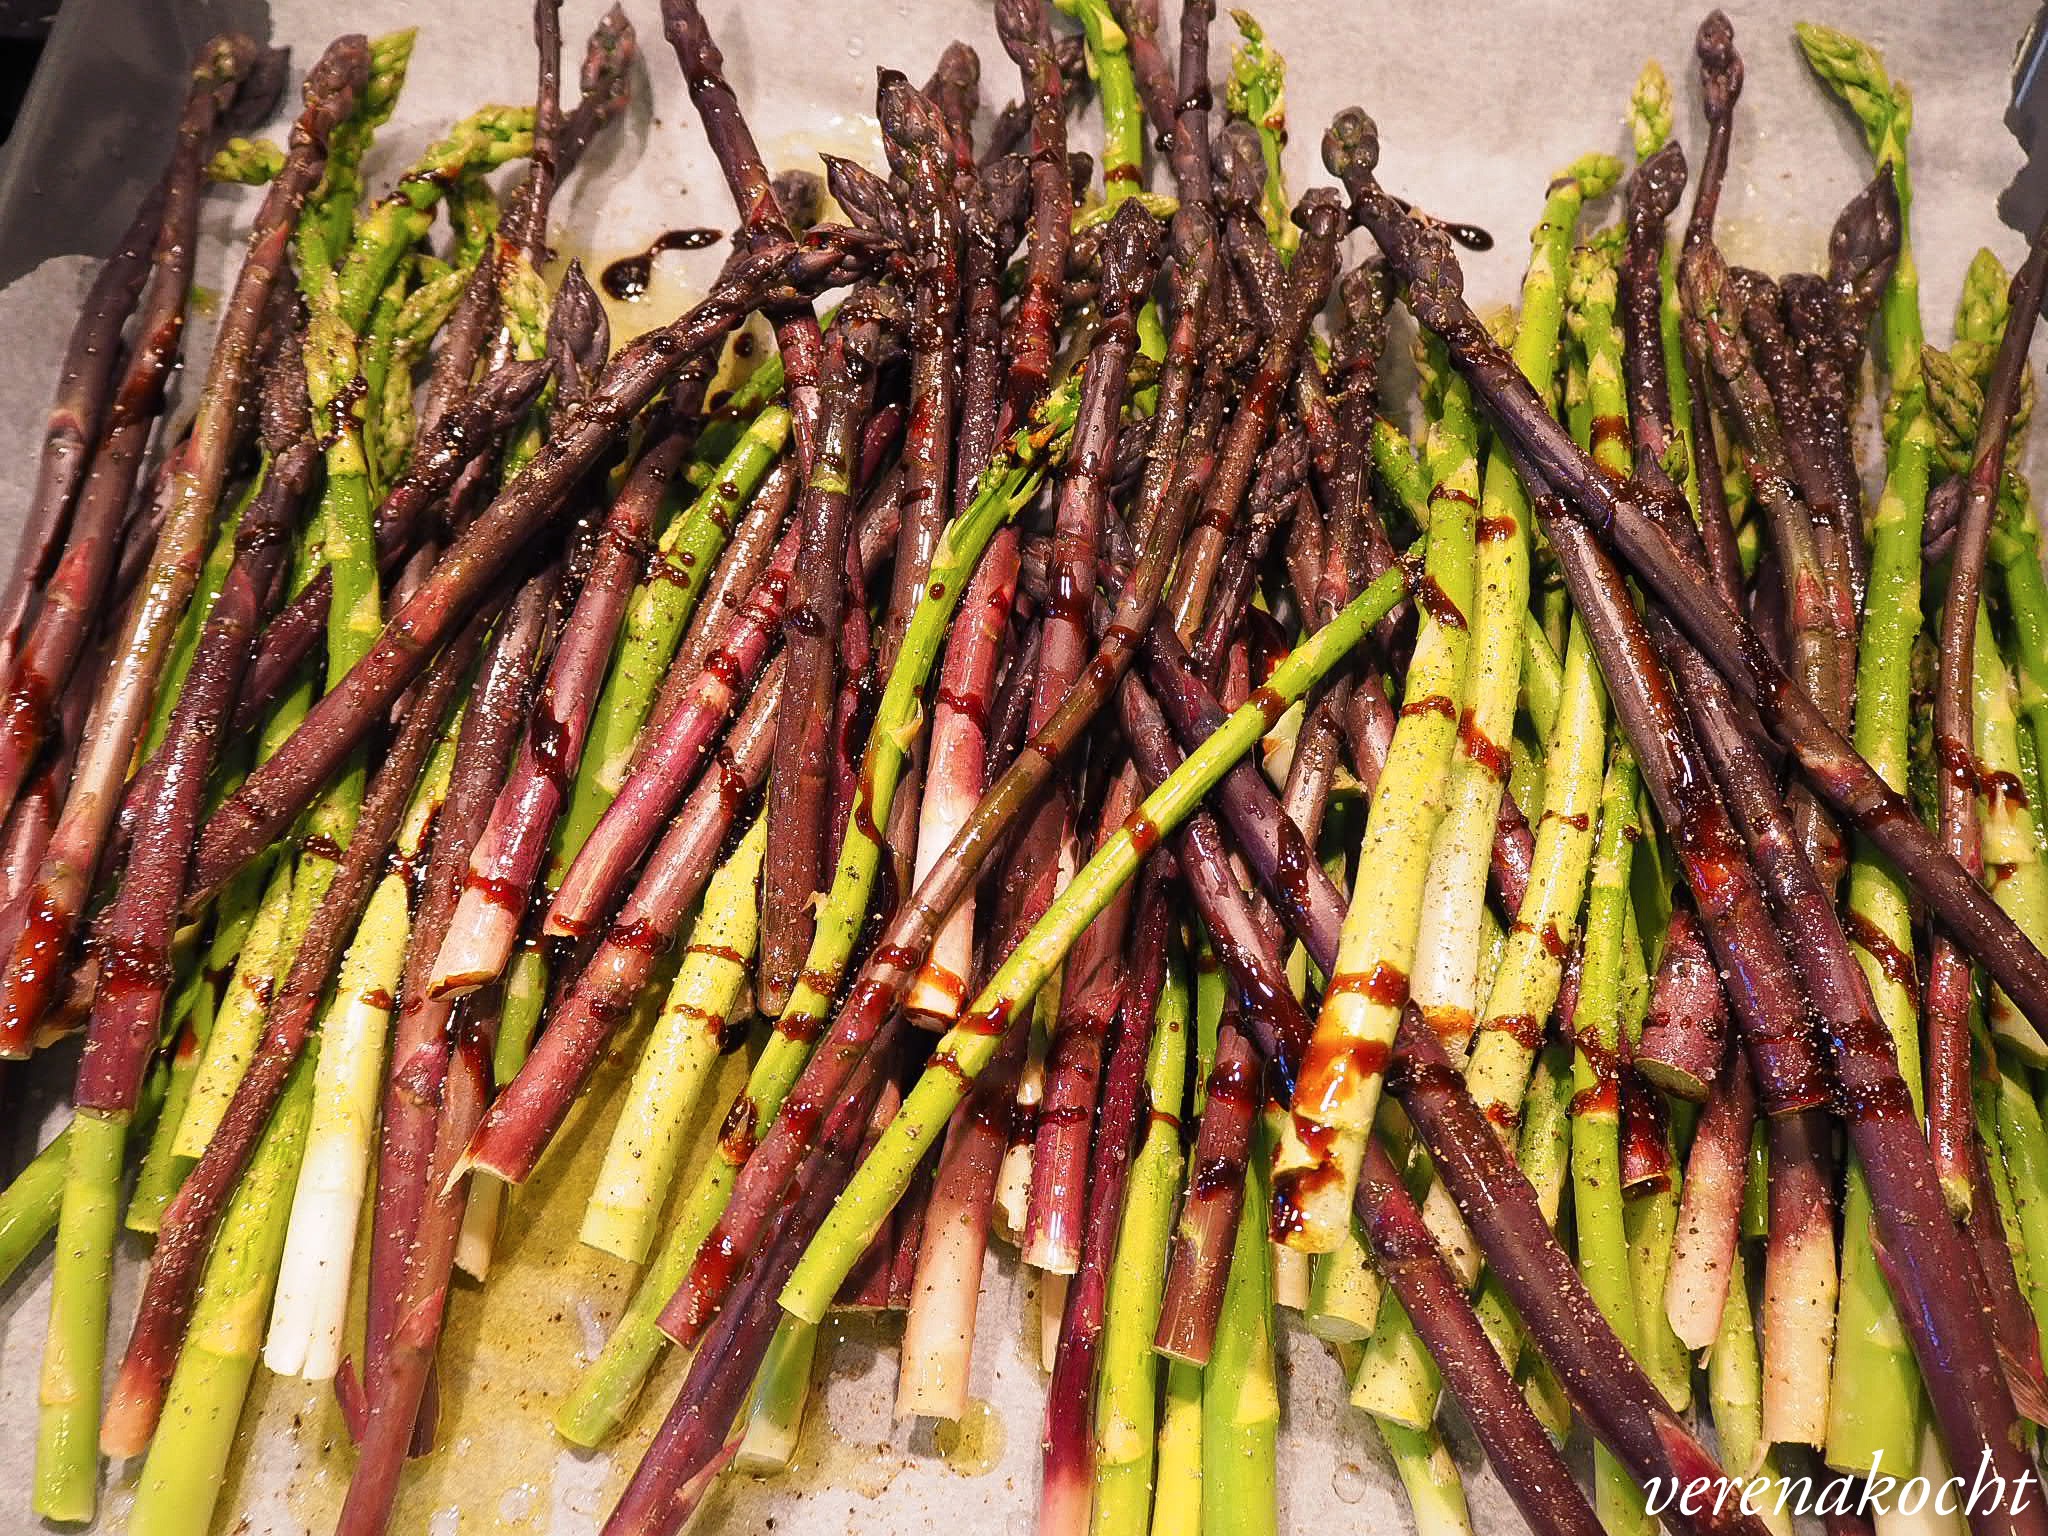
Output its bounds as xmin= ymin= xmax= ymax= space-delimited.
xmin=1319 ymin=107 xmax=1380 ymax=183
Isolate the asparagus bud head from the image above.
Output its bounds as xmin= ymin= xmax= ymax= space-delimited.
xmin=1320 ymin=107 xmax=1380 ymax=186
xmin=1826 ymin=166 xmax=1902 ymax=342
xmin=1630 ymin=59 xmax=1674 ymax=159
xmin=1094 ymin=198 xmax=1164 ymax=315
xmin=1697 ymin=10 xmax=1743 ymax=119
xmin=1626 ymin=141 xmax=1689 ymax=236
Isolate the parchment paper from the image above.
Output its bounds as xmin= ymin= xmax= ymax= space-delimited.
xmin=0 ymin=2 xmax=2043 ymax=1532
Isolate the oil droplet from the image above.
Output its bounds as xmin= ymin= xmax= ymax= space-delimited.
xmin=551 ymin=1447 xmax=614 ymax=1518
xmin=573 ymin=1296 xmax=608 ymax=1361
xmin=500 ymin=1481 xmax=541 ymax=1524
xmin=845 ymin=33 xmax=865 ymax=57
xmin=935 ymin=1397 xmax=1005 ymax=1476
xmin=1332 ymin=1460 xmax=1371 ymax=1505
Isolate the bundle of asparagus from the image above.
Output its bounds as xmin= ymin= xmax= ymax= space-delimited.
xmin=2 ymin=3 xmax=2047 ymax=1534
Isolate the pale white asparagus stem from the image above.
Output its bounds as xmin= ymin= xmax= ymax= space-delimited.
xmin=1878 ymin=1423 xmax=1966 ymax=1536
xmin=1271 ymin=1236 xmax=1310 ymax=1311
xmin=265 ymin=715 xmax=457 ymax=1377
xmin=582 ymin=813 xmax=766 ymax=1262
xmin=261 ymin=871 xmax=409 ymax=1378
xmin=1663 ymin=1059 xmax=1754 ymax=1350
xmin=1000 ymin=985 xmax=1057 ymax=1249
xmin=456 ymin=1174 xmax=504 ymax=1282
xmin=997 ymin=837 xmax=1074 ymax=1243
xmin=1041 ymin=1268 xmax=1068 ymax=1372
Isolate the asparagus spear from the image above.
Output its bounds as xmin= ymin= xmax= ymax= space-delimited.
xmin=79 ymin=321 xmax=314 ymax=1117
xmin=1117 ymin=670 xmax=1595 ymax=1536
xmin=1027 ymin=766 xmax=1145 ymax=1277
xmin=780 ymin=562 xmax=1410 ymax=1319
xmin=189 ymin=228 xmax=891 ymax=901
xmin=896 ymin=980 xmax=1032 ymax=1417
xmin=230 ymin=7 xmax=632 ymax=717
xmin=1634 ymin=904 xmax=1727 ymax=1101
xmin=1588 ymin=194 xmax=1834 ymax=1447
xmin=0 ymin=35 xmax=262 ymax=831
xmin=124 ymin=1057 xmax=314 ymax=1536
xmin=1090 ymin=936 xmax=1188 ymax=1536
xmin=1006 ymin=205 xmax=1163 ymax=1276
xmin=549 ymin=685 xmax=800 ymax=1450
xmin=662 ymin=286 xmax=1189 ymax=1339
xmin=542 ymin=431 xmax=799 ymax=938
xmin=1664 ymin=1050 xmax=1755 ymax=1350
xmin=0 ymin=1115 xmax=76 ymax=1283
xmin=1037 ymin=853 xmax=1165 ymax=1533
xmin=1146 ymin=620 xmax=1756 ymax=1536
xmin=98 ymin=613 xmax=485 ymax=1458
xmin=1924 ymin=228 xmax=2048 ymax=1211
xmin=603 ymin=1018 xmax=908 ymax=1536
xmin=1796 ymin=23 xmax=1920 ymax=412
xmin=358 ymin=565 xmax=557 ymax=1432
xmin=223 ymin=357 xmax=550 ymax=729
xmin=29 ymin=322 xmax=316 ymax=1526
xmin=0 ymin=183 xmax=166 ymax=687
xmin=218 ymin=78 xmax=527 ymax=1384
xmin=1223 ymin=11 xmax=1291 ymax=259
xmin=425 ymin=413 xmax=732 ymax=1000
xmin=582 ymin=813 xmax=766 ymax=1261
xmin=472 ymin=370 xmax=1056 ymax=1192
xmin=1407 ymin=149 xmax=1617 ymax=1067
xmin=0 ymin=39 xmax=371 ymax=1061
xmin=1824 ymin=132 xmax=1928 ymax=1507
xmin=1267 ymin=346 xmax=1479 ymax=1252
xmin=1348 ymin=150 xmax=1615 ymax=1436
xmin=752 ymin=298 xmax=896 ymax=1016
xmin=1571 ymin=742 xmax=1654 ymax=1534
xmin=902 ymin=522 xmax=1021 ymax=1027
xmin=1354 ymin=1136 xmax=1600 ymax=1536
xmin=995 ymin=0 xmax=1074 ymax=430
xmin=263 ymin=702 xmax=461 ymax=1379
xmin=1335 ymin=116 xmax=2045 ymax=1528
xmin=1201 ymin=1116 xmax=1278 ymax=1536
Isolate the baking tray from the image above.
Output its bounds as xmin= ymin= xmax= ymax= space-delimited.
xmin=0 ymin=1 xmax=2042 ymax=1531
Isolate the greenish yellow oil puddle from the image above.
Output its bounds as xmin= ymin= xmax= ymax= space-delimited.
xmin=933 ymin=1397 xmax=1004 ymax=1478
